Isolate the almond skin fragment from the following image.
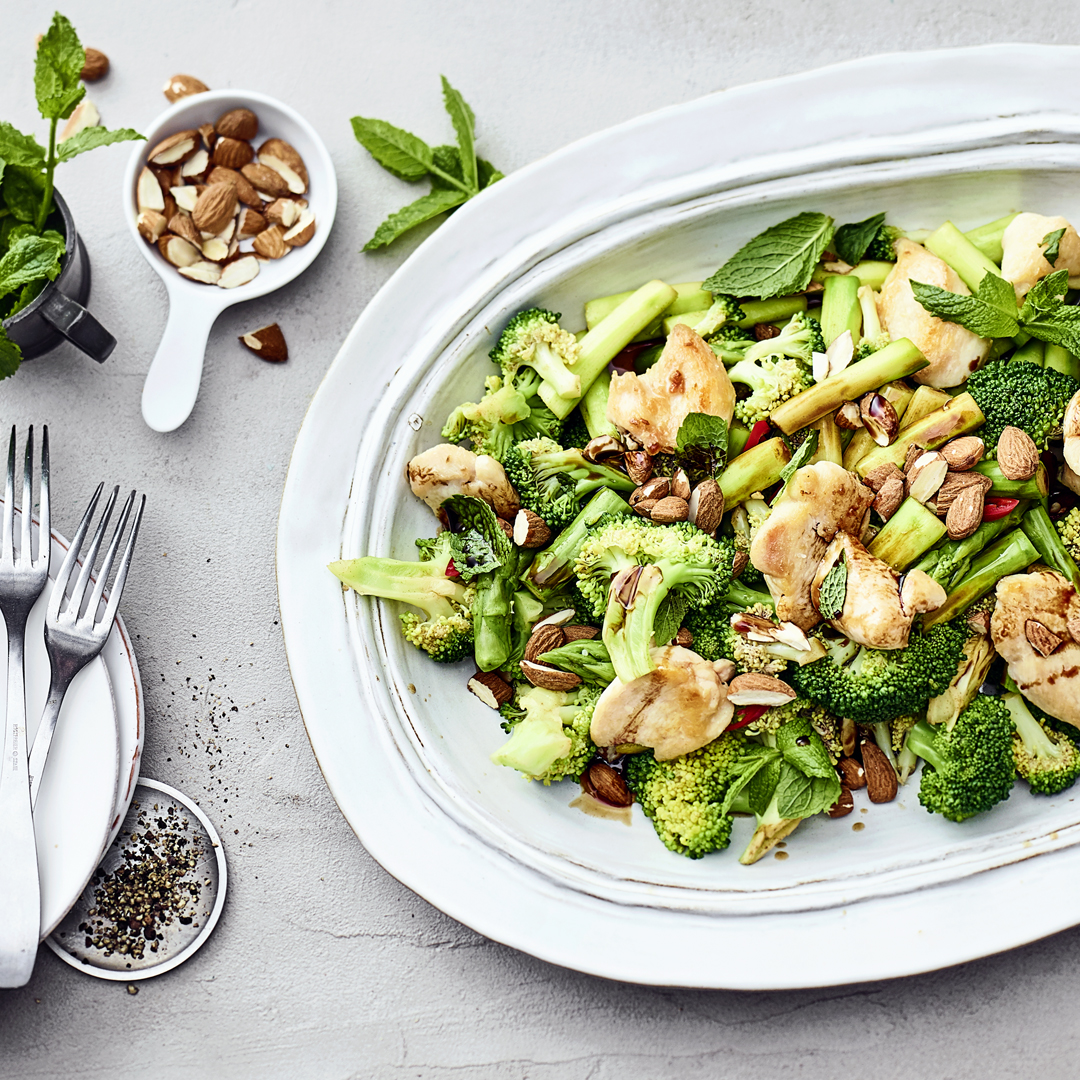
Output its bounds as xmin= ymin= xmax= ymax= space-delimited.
xmin=265 ymin=198 xmax=303 ymax=228
xmin=860 ymin=740 xmax=898 ymax=803
xmin=163 ymin=74 xmax=208 ymax=102
xmin=1026 ymin=619 xmax=1064 ymax=657
xmin=136 ymin=210 xmax=167 ymax=244
xmin=563 ymin=625 xmax=599 ymax=642
xmin=239 ymin=323 xmax=288 ymax=362
xmin=997 ymin=425 xmax=1040 ymax=481
xmin=670 ymin=469 xmax=691 ymax=501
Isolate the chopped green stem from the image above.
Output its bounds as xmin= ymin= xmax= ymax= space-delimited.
xmin=584 ymin=282 xmax=710 ymax=330
xmin=868 ymin=497 xmax=947 ymax=570
xmin=738 ymin=296 xmax=807 ymax=328
xmin=858 ymin=285 xmax=882 ymax=339
xmin=1011 ymin=338 xmax=1045 ymax=366
xmin=473 ymin=571 xmax=514 ymax=671
xmin=580 ymin=370 xmax=617 ymax=438
xmin=911 ymin=503 xmax=1027 ymax=588
xmin=973 ymin=462 xmax=1049 ymax=500
xmin=871 ymin=722 xmax=899 ymax=772
xmin=35 ymin=117 xmax=59 ymax=234
xmin=1022 ymin=504 xmax=1080 ymax=589
xmin=964 ymin=213 xmax=1019 ymax=265
xmin=813 ymin=262 xmax=894 ymax=290
xmin=819 ymin=274 xmax=862 ymax=346
xmin=719 ymin=438 xmax=791 ymax=507
xmin=526 ymin=488 xmax=632 ymax=589
xmin=1045 ymin=344 xmax=1080 ymax=380
xmin=924 ymin=221 xmax=1002 ymax=292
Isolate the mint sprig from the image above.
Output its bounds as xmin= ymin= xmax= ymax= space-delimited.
xmin=352 ymin=77 xmax=503 ymax=251
xmin=702 ymin=212 xmax=834 ymax=300
xmin=816 ymin=552 xmax=847 ymax=621
xmin=673 ymin=412 xmax=728 ymax=485
xmin=1042 ymin=228 xmax=1066 ymax=267
xmin=833 ymin=212 xmax=885 ymax=267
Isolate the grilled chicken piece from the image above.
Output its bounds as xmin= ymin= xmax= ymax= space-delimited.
xmin=606 ymin=323 xmax=735 ymax=454
xmin=589 ymin=645 xmax=734 ymax=760
xmin=811 ymin=532 xmax=946 ymax=650
xmin=991 ymin=569 xmax=1080 ymax=728
xmin=407 ymin=442 xmax=519 ymax=519
xmin=877 ymin=238 xmax=991 ymax=388
xmin=1000 ymin=212 xmax=1080 ymax=298
xmin=749 ymin=462 xmax=875 ymax=630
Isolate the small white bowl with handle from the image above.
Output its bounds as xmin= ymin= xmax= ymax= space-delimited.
xmin=123 ymin=89 xmax=337 ymax=433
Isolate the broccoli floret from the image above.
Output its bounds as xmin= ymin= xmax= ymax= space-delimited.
xmin=905 ymin=697 xmax=1016 ymax=821
xmin=1056 ymin=506 xmax=1080 ymax=565
xmin=729 ymin=498 xmax=770 ymax=589
xmin=503 ymin=437 xmax=635 ymax=532
xmin=330 ymin=535 xmax=475 ymax=663
xmin=728 ymin=354 xmax=816 ymax=426
xmin=742 ymin=311 xmax=827 ymax=366
xmin=686 ymin=601 xmax=790 ymax=675
xmin=790 ymin=620 xmax=971 ymax=724
xmin=692 ymin=293 xmax=745 ymax=338
xmin=560 ymin=408 xmax=591 ymax=450
xmin=573 ymin=517 xmax=736 ymax=682
xmin=489 ymin=308 xmax=583 ymax=402
xmin=925 ymin=633 xmax=996 ymax=727
xmin=852 ymin=333 xmax=892 ymax=362
xmin=1004 ymin=691 xmax=1080 ymax=795
xmin=864 ymin=224 xmax=903 ymax=262
xmin=966 ymin=359 xmax=1080 ymax=457
xmin=624 ymin=731 xmax=745 ymax=858
xmin=745 ymin=699 xmax=843 ymax=763
xmin=491 ymin=684 xmax=601 ymax=784
xmin=708 ymin=326 xmax=756 ymax=366
xmin=442 ymin=375 xmax=564 ymax=462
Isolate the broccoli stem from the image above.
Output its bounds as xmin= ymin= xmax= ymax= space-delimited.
xmin=719 ymin=437 xmax=791 ymax=507
xmin=769 ymin=338 xmax=928 ymax=434
xmin=1022 ymin=504 xmax=1080 ymax=589
xmin=904 ymin=720 xmax=945 ymax=772
xmin=1003 ymin=691 xmax=1062 ymax=761
xmin=871 ymin=722 xmax=899 ymax=773
xmin=579 ymin=371 xmax=618 ymax=439
xmin=819 ymin=274 xmax=862 ymax=347
xmin=1045 ymin=344 xmax=1080 ymax=380
xmin=924 ymin=221 xmax=1002 ymax=292
xmin=328 ymin=556 xmax=468 ymax=618
xmin=854 ymin=393 xmax=985 ymax=477
xmin=811 ymin=413 xmax=844 ymax=467
xmin=964 ymin=213 xmax=1019 ymax=265
xmin=543 ymin=280 xmax=677 ymax=418
xmin=584 ymin=281 xmax=710 ymax=330
xmin=739 ymin=295 xmax=808 ymax=327
xmin=973 ymin=462 xmax=1049 ymax=501
xmin=923 ymin=528 xmax=1040 ymax=628
xmin=911 ymin=503 xmax=1027 ymax=587
xmin=842 ymin=380 xmax=915 ymax=469
xmin=897 ymin=743 xmax=919 ymax=784
xmin=1010 ymin=338 xmax=1045 ymax=366
xmin=723 ymin=579 xmax=774 ymax=613
xmin=868 ymin=497 xmax=948 ymax=570
xmin=858 ymin=285 xmax=882 ymax=339
xmin=728 ymin=421 xmax=751 ymax=458
xmin=738 ymin=790 xmax=803 ymax=865
xmin=526 ymin=487 xmax=632 ymax=589
xmin=474 ymin=569 xmax=516 ymax=672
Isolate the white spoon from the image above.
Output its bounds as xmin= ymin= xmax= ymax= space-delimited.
xmin=123 ymin=90 xmax=337 ymax=433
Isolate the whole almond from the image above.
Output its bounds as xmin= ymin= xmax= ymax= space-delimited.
xmin=215 ymin=107 xmax=259 ymax=141
xmin=860 ymin=741 xmax=898 ymax=803
xmin=632 ymin=498 xmax=658 ymax=519
xmin=524 ymin=623 xmax=566 ymax=662
xmin=997 ymin=426 xmax=1040 ymax=481
xmin=191 ymin=183 xmax=236 ymax=235
xmin=624 ymin=450 xmax=653 ymax=486
xmin=827 ymin=787 xmax=855 ymax=818
xmin=80 ymin=47 xmax=109 ymax=81
xmin=873 ymin=475 xmax=904 ymax=521
xmin=650 ymin=496 xmax=689 ymax=524
xmin=213 ymin=137 xmax=255 ymax=170
xmin=631 ymin=477 xmax=670 ymax=505
xmin=935 ymin=470 xmax=993 ymax=515
xmin=520 ymin=660 xmax=581 ymax=691
xmin=1026 ymin=619 xmax=1064 ymax=657
xmin=687 ymin=479 xmax=724 ymax=534
xmin=581 ymin=761 xmax=633 ymax=808
xmin=837 ymin=757 xmax=866 ymax=790
xmin=940 ymin=436 xmax=985 ymax=471
xmin=163 ymin=74 xmax=209 ymax=103
xmin=241 ymin=163 xmax=289 ymax=199
xmin=670 ymin=469 xmax=691 ymax=501
xmin=466 ymin=670 xmax=513 ymax=709
xmin=946 ymin=482 xmax=985 ymax=540
xmin=208 ymin=166 xmax=261 ymax=207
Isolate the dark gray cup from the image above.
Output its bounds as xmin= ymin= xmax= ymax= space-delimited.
xmin=2 ymin=190 xmax=116 ymax=363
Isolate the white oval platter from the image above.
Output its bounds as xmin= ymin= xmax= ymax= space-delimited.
xmin=278 ymin=45 xmax=1080 ymax=988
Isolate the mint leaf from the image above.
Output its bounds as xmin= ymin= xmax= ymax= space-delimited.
xmin=7 ymin=278 xmax=46 ymax=317
xmin=3 ymin=165 xmax=47 ymax=223
xmin=833 ymin=212 xmax=885 ymax=266
xmin=1018 ymin=270 xmax=1080 ymax=355
xmin=440 ymin=494 xmax=513 ymax=563
xmin=0 ymin=322 xmax=21 ymax=379
xmin=773 ymin=428 xmax=818 ymax=505
xmin=1042 ymin=228 xmax=1067 ymax=267
xmin=816 ymin=552 xmax=847 ymax=621
xmin=480 ymin=159 xmax=504 ymax=188
xmin=56 ymin=125 xmax=143 ymax=163
xmin=440 ymin=76 xmax=477 ymax=195
xmin=720 ymin=746 xmax=781 ymax=815
xmin=0 ymin=123 xmax=46 ymax=168
xmin=674 ymin=411 xmax=728 ymax=485
xmin=350 ymin=116 xmax=433 ymax=181
xmin=653 ymin=593 xmax=688 ymax=648
xmin=0 ymin=234 xmax=65 ymax=299
xmin=363 ymin=187 xmax=467 ymax=251
xmin=35 ymin=13 xmax=85 ymax=121
xmin=909 ymin=273 xmax=1019 ymax=339
xmin=776 ymin=765 xmax=841 ymax=819
xmin=703 ymin=212 xmax=834 ymax=300
xmin=747 ymin=755 xmax=783 ymax=817
xmin=776 ymin=718 xmax=835 ymax=779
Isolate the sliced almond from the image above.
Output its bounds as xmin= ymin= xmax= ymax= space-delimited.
xmin=163 ymin=74 xmax=208 ymax=103
xmin=812 ymin=349 xmax=830 ymax=385
xmin=282 ymin=210 xmax=316 ymax=247
xmin=687 ymin=479 xmax=724 ymax=535
xmin=215 ymin=107 xmax=259 ymax=141
xmin=524 ymin=623 xmax=565 ymax=662
xmin=180 ymin=148 xmax=210 ymax=180
xmin=200 ymin=237 xmax=230 ymax=262
xmin=217 ymin=217 xmax=237 ymax=245
xmin=136 ymin=210 xmax=167 ymax=244
xmin=838 ymin=757 xmax=866 ymax=790
xmin=906 ymin=451 xmax=948 ymax=504
xmin=252 ymin=224 xmax=288 ymax=260
xmin=727 ymin=673 xmax=797 ymax=707
xmin=860 ymin=740 xmax=898 ymax=803
xmin=60 ymin=98 xmax=99 ymax=142
xmin=1026 ymin=619 xmax=1064 ymax=657
xmin=519 ymin=660 xmax=581 ymax=691
xmin=265 ymin=198 xmax=303 ymax=229
xmin=945 ymin=483 xmax=985 ymax=540
xmin=217 ymin=255 xmax=260 ymax=289
xmin=466 ymin=670 xmax=512 ymax=709
xmin=239 ymin=323 xmax=288 ymax=362
xmin=650 ymin=496 xmax=689 ymax=524
xmin=834 ymin=401 xmax=863 ymax=430
xmin=136 ymin=167 xmax=165 ymax=213
xmin=168 ymin=213 xmax=201 ymax=248
xmin=729 ymin=612 xmax=811 ymax=652
xmin=171 ymin=185 xmax=199 ymax=213
xmin=237 ymin=208 xmax=267 ymax=240
xmin=148 ymin=130 xmax=199 ymax=166
xmin=581 ymin=761 xmax=633 ymax=808
xmin=939 ymin=436 xmax=985 ymax=472
xmin=213 ymin=137 xmax=255 ymax=170
xmin=825 ymin=329 xmax=854 ymax=377
xmin=241 ymin=163 xmax=289 ymax=199
xmin=191 ymin=183 xmax=237 ymax=235
xmin=208 ymin=166 xmax=261 ymax=207
xmin=997 ymin=426 xmax=1040 ymax=481
xmin=177 ymin=260 xmax=222 ymax=284
xmin=198 ymin=123 xmax=216 ymax=152
xmin=732 ymin=547 xmax=749 ymax=578
xmin=532 ymin=610 xmax=576 ymax=633
xmin=873 ymin=475 xmax=905 ymax=521
xmin=157 ymin=235 xmax=200 ymax=268
xmin=257 ymin=137 xmax=309 ymax=192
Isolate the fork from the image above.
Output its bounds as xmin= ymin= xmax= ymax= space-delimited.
xmin=28 ymin=483 xmax=145 ymax=810
xmin=0 ymin=427 xmax=50 ymax=988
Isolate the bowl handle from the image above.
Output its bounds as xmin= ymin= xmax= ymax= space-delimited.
xmin=39 ymin=291 xmax=116 ymax=363
xmin=141 ymin=292 xmax=219 ymax=433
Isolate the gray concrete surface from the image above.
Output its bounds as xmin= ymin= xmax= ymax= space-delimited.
xmin=2 ymin=1 xmax=1079 ymax=1076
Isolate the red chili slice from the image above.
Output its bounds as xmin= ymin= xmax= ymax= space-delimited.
xmin=730 ymin=704 xmax=769 ymax=730
xmin=743 ymin=420 xmax=772 ymax=453
xmin=445 ymin=559 xmax=461 ymax=578
xmin=983 ymin=497 xmax=1019 ymax=521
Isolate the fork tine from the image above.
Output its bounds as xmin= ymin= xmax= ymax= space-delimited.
xmin=47 ymin=482 xmax=103 ymax=624
xmin=20 ymin=426 xmax=32 ymax=563
xmin=37 ymin=426 xmax=49 ymax=568
xmin=100 ymin=494 xmax=144 ymax=629
xmin=67 ymin=485 xmax=117 ymax=619
xmin=82 ymin=490 xmax=134 ymax=623
xmin=2 ymin=427 xmax=14 ymax=562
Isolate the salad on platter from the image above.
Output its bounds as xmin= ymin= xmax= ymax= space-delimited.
xmin=330 ymin=205 xmax=1080 ymax=867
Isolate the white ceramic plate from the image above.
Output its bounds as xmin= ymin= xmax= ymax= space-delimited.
xmin=278 ymin=45 xmax=1080 ymax=988
xmin=1 ymin=508 xmax=144 ymax=938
